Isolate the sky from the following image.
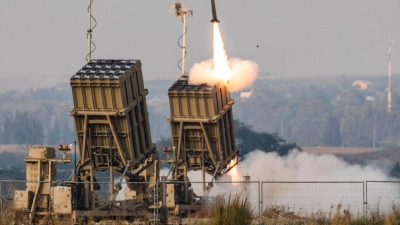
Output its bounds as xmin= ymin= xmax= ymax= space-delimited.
xmin=0 ymin=1 xmax=400 ymax=89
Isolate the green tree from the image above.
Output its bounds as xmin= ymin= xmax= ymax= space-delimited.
xmin=47 ymin=116 xmax=61 ymax=144
xmin=322 ymin=115 xmax=341 ymax=146
xmin=280 ymin=86 xmax=334 ymax=146
xmin=391 ymin=162 xmax=400 ymax=178
xmin=12 ymin=110 xmax=44 ymax=144
xmin=234 ymin=120 xmax=301 ymax=156
xmin=2 ymin=114 xmax=12 ymax=144
xmin=61 ymin=119 xmax=76 ymax=143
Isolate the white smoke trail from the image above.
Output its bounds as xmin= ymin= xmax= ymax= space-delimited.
xmin=188 ymin=23 xmax=259 ymax=92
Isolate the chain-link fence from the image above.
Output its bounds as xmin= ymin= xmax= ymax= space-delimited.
xmin=261 ymin=181 xmax=365 ymax=222
xmin=366 ymin=181 xmax=400 ymax=215
xmin=0 ymin=180 xmax=158 ymax=224
xmin=157 ymin=180 xmax=261 ymax=222
xmin=1 ymin=180 xmax=28 ymax=211
xmin=2 ymin=180 xmax=400 ymax=224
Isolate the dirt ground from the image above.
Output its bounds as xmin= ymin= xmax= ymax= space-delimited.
xmin=303 ymin=146 xmax=400 ymax=165
xmin=302 ymin=146 xmax=384 ymax=155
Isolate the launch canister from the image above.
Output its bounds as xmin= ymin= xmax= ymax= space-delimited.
xmin=210 ymin=0 xmax=220 ymax=23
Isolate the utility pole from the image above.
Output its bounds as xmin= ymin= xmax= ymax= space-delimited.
xmin=388 ymin=40 xmax=393 ymax=113
xmin=373 ymin=116 xmax=376 ymax=149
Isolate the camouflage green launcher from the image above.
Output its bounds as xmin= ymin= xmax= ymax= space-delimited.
xmin=167 ymin=76 xmax=239 ymax=181
xmin=70 ymin=59 xmax=155 ymax=178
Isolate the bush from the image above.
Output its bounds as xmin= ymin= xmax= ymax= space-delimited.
xmin=196 ymin=194 xmax=254 ymax=225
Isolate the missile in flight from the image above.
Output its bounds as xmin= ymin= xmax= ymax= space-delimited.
xmin=210 ymin=0 xmax=220 ymax=23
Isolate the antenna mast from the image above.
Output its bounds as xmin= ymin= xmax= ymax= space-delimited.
xmin=178 ymin=4 xmax=192 ymax=77
xmin=388 ymin=40 xmax=393 ymax=113
xmin=169 ymin=2 xmax=193 ymax=77
xmin=87 ymin=0 xmax=95 ymax=62
xmin=181 ymin=10 xmax=188 ymax=77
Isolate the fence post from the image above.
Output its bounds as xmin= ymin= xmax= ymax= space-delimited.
xmin=258 ymin=181 xmax=262 ymax=224
xmin=365 ymin=181 xmax=368 ymax=217
xmin=51 ymin=181 xmax=54 ymax=219
xmin=362 ymin=181 xmax=365 ymax=217
xmin=154 ymin=181 xmax=157 ymax=225
xmin=0 ymin=182 xmax=2 ymax=213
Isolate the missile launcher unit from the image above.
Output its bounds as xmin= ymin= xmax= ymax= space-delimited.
xmin=165 ymin=75 xmax=239 ymax=211
xmin=70 ymin=59 xmax=155 ymax=170
xmin=168 ymin=76 xmax=238 ymax=180
xmin=69 ymin=59 xmax=159 ymax=221
xmin=13 ymin=61 xmax=240 ymax=224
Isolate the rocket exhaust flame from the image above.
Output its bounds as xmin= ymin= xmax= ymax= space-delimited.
xmin=222 ymin=157 xmax=241 ymax=174
xmin=225 ymin=157 xmax=241 ymax=182
xmin=212 ymin=23 xmax=230 ymax=83
xmin=188 ymin=23 xmax=259 ymax=92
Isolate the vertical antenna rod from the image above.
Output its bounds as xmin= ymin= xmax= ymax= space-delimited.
xmin=388 ymin=40 xmax=393 ymax=113
xmin=181 ymin=13 xmax=187 ymax=77
xmin=170 ymin=3 xmax=192 ymax=77
xmin=87 ymin=0 xmax=92 ymax=62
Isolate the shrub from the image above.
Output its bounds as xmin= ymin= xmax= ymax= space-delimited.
xmin=195 ymin=193 xmax=254 ymax=225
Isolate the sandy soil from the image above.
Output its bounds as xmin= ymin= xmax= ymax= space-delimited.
xmin=302 ymin=146 xmax=384 ymax=155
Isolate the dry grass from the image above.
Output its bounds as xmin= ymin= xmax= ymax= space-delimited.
xmin=2 ymin=198 xmax=400 ymax=225
xmin=193 ymin=193 xmax=254 ymax=225
xmin=259 ymin=203 xmax=400 ymax=225
xmin=0 ymin=207 xmax=17 ymax=225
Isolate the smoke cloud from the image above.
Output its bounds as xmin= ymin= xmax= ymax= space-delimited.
xmin=239 ymin=150 xmax=389 ymax=181
xmin=185 ymin=150 xmax=389 ymax=183
xmin=237 ymin=150 xmax=391 ymax=214
xmin=188 ymin=23 xmax=259 ymax=92
xmin=185 ymin=150 xmax=391 ymax=214
xmin=188 ymin=58 xmax=259 ymax=92
xmin=240 ymin=89 xmax=253 ymax=101
xmin=185 ymin=150 xmax=389 ymax=187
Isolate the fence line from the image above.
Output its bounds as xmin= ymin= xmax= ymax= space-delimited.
xmin=366 ymin=181 xmax=400 ymax=216
xmin=1 ymin=180 xmax=400 ymax=223
xmin=261 ymin=181 xmax=365 ymax=222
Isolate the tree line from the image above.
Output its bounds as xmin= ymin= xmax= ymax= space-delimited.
xmin=0 ymin=110 xmax=75 ymax=145
xmin=0 ymin=86 xmax=75 ymax=145
xmin=233 ymin=75 xmax=400 ymax=148
xmin=1 ymin=76 xmax=400 ymax=149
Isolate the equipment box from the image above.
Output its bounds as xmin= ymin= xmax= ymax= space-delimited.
xmin=52 ymin=186 xmax=72 ymax=214
xmin=14 ymin=190 xmax=33 ymax=210
xmin=27 ymin=146 xmax=55 ymax=159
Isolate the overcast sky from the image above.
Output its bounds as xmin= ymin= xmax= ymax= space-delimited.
xmin=0 ymin=1 xmax=399 ymax=89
